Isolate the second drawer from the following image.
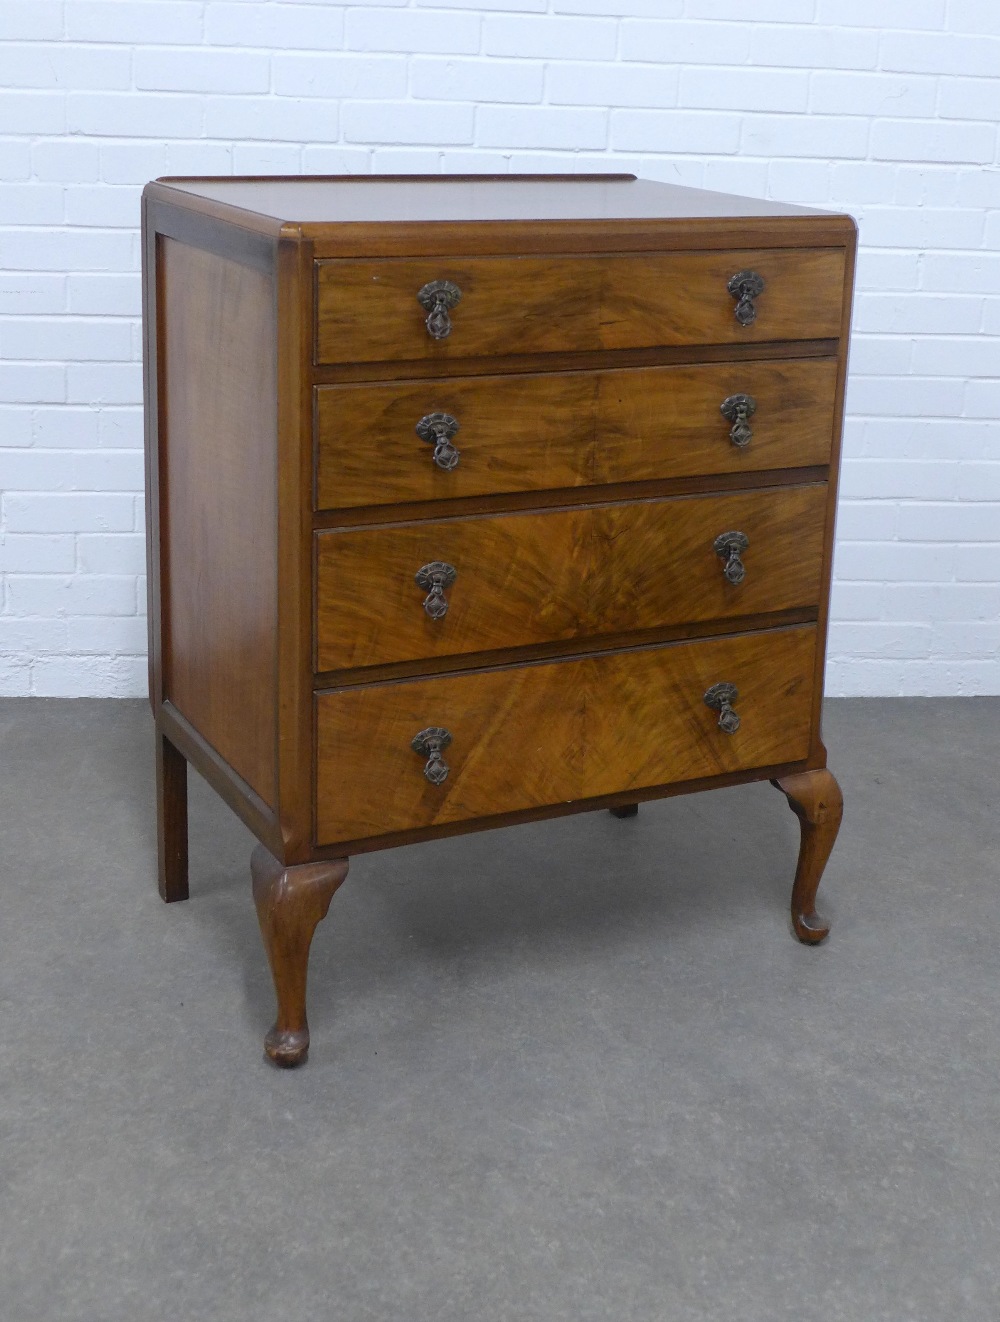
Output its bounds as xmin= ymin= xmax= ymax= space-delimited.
xmin=315 ymin=484 xmax=827 ymax=672
xmin=315 ymin=356 xmax=839 ymax=512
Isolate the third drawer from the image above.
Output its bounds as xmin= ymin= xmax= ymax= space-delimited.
xmin=315 ymin=484 xmax=828 ymax=672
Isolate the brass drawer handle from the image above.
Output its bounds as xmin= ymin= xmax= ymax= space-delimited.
xmin=415 ymin=560 xmax=457 ymax=620
xmin=720 ymin=392 xmax=756 ymax=448
xmin=416 ymin=411 xmax=460 ymax=470
xmin=727 ymin=270 xmax=764 ymax=326
xmin=411 ymin=726 xmax=452 ymax=785
xmin=417 ymin=279 xmax=461 ymax=340
xmin=704 ymin=682 xmax=740 ymax=734
xmin=713 ymin=530 xmax=749 ymax=585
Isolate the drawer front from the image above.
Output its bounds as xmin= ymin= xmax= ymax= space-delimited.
xmin=315 ymin=485 xmax=827 ymax=672
xmin=315 ymin=625 xmax=817 ymax=844
xmin=315 ymin=357 xmax=838 ymax=511
xmin=315 ymin=248 xmax=846 ymax=366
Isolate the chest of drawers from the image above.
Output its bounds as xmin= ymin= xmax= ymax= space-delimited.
xmin=142 ymin=174 xmax=856 ymax=1067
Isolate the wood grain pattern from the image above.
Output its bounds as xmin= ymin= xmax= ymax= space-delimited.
xmin=308 ymin=758 xmax=819 ymax=860
xmin=313 ymin=338 xmax=838 ymax=390
xmin=315 ymin=625 xmax=817 ymax=845
xmin=313 ymin=468 xmax=830 ymax=536
xmin=316 ymin=607 xmax=819 ymax=690
xmin=158 ymin=698 xmax=284 ymax=858
xmin=315 ymin=356 xmax=839 ymax=510
xmin=160 ymin=238 xmax=278 ymax=806
xmin=315 ymin=485 xmax=828 ymax=671
xmin=773 ymin=768 xmax=844 ymax=944
xmin=251 ymin=845 xmax=349 ymax=1066
xmin=315 ymin=248 xmax=845 ymax=366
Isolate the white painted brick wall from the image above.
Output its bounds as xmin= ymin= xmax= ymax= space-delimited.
xmin=1 ymin=2 xmax=998 ymax=698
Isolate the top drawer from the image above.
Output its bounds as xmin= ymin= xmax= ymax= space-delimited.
xmin=315 ymin=247 xmax=846 ymax=367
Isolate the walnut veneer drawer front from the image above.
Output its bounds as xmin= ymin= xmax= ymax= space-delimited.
xmin=315 ymin=248 xmax=846 ymax=366
xmin=315 ymin=357 xmax=838 ymax=511
xmin=316 ymin=626 xmax=817 ymax=844
xmin=315 ymin=484 xmax=827 ymax=672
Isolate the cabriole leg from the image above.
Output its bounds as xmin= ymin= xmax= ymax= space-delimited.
xmin=156 ymin=729 xmax=188 ymax=903
xmin=772 ymin=769 xmax=843 ymax=945
xmin=251 ymin=845 xmax=349 ymax=1068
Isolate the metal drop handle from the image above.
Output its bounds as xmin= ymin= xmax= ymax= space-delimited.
xmin=720 ymin=393 xmax=756 ymax=448
xmin=704 ymin=682 xmax=740 ymax=734
xmin=415 ymin=561 xmax=457 ymax=620
xmin=416 ymin=412 xmax=460 ymax=471
xmin=713 ymin=531 xmax=749 ymax=585
xmin=411 ymin=726 xmax=452 ymax=785
xmin=417 ymin=279 xmax=461 ymax=340
xmin=727 ymin=270 xmax=764 ymax=326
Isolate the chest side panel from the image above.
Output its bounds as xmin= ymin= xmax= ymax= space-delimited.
xmin=159 ymin=237 xmax=278 ymax=806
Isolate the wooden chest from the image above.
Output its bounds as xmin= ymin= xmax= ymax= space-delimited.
xmin=142 ymin=174 xmax=855 ymax=1066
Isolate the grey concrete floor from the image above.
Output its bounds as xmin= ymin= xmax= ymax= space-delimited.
xmin=1 ymin=697 xmax=998 ymax=1321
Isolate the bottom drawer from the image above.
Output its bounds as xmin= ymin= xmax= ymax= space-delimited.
xmin=315 ymin=626 xmax=817 ymax=846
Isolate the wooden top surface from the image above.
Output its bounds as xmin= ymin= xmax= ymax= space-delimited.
xmin=156 ymin=173 xmax=837 ymax=226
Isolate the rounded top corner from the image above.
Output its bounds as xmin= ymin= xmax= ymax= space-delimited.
xmin=834 ymin=211 xmax=860 ymax=242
